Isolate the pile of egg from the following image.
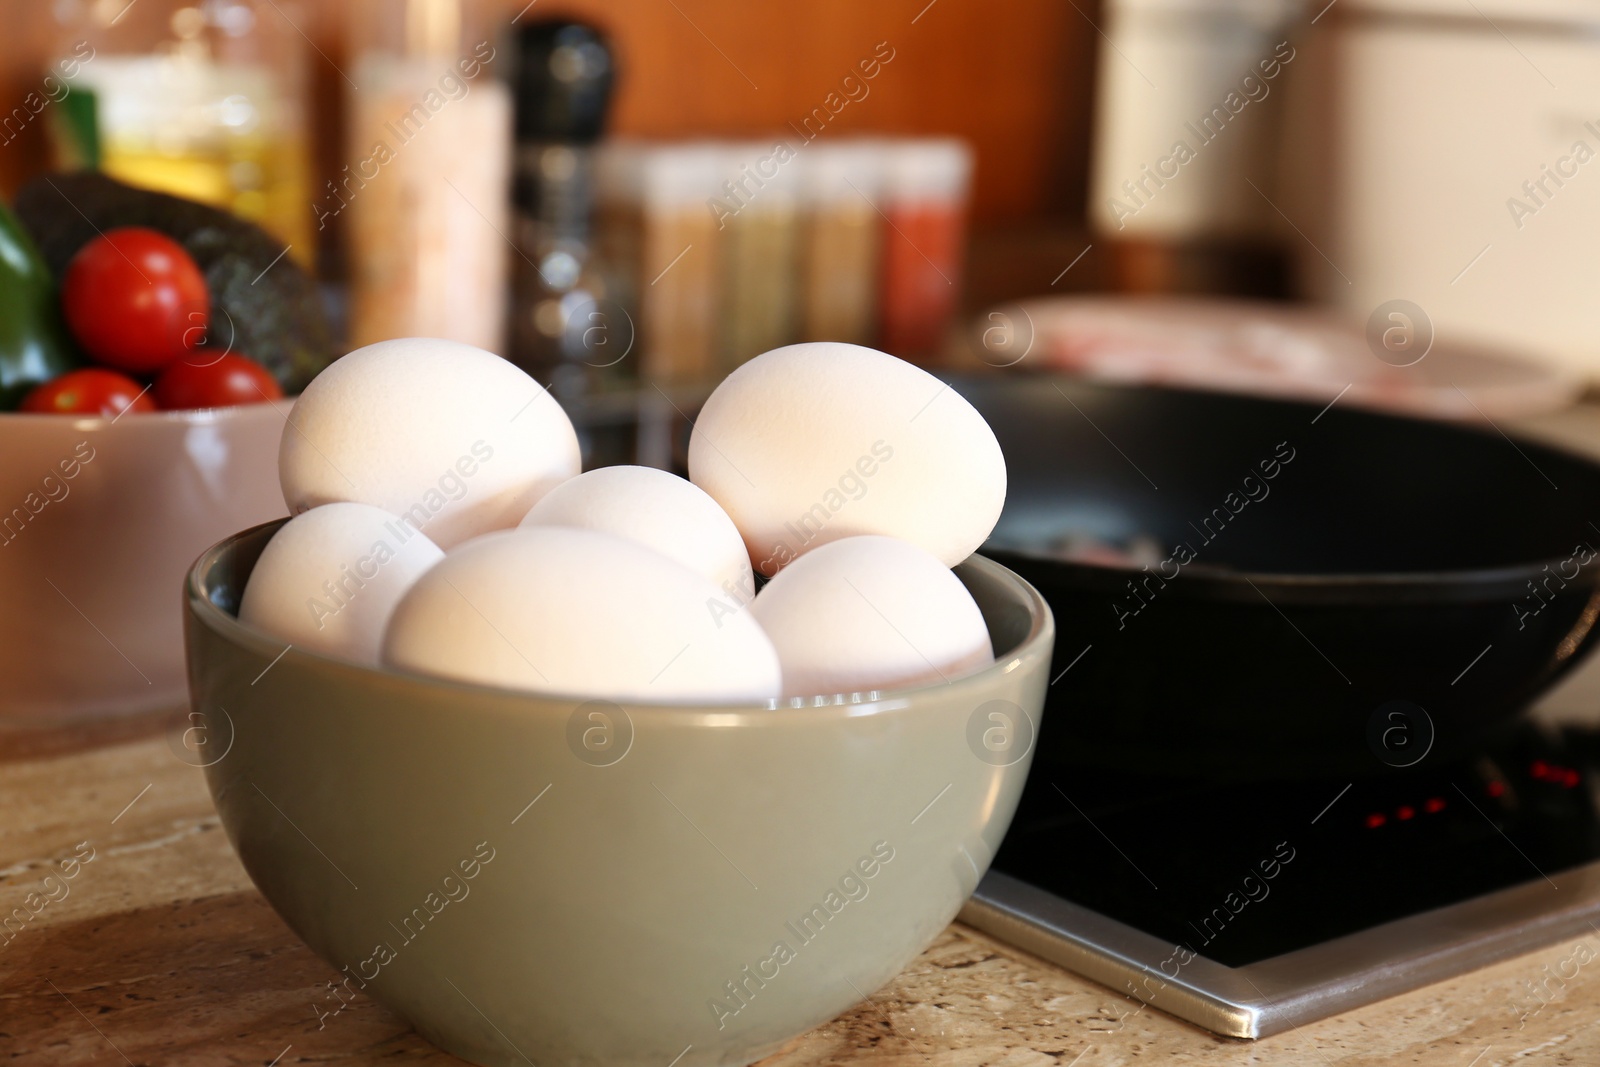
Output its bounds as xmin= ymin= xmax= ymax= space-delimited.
xmin=240 ymin=337 xmax=1008 ymax=704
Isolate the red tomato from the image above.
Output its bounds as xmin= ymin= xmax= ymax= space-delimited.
xmin=154 ymin=352 xmax=283 ymax=410
xmin=61 ymin=227 xmax=210 ymax=374
xmin=18 ymin=368 xmax=156 ymax=417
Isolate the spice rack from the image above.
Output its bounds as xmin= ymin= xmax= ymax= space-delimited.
xmin=561 ymin=136 xmax=974 ymax=389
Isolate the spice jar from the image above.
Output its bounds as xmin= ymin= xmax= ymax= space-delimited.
xmin=799 ymin=140 xmax=881 ymax=346
xmin=716 ymin=139 xmax=802 ymax=370
xmin=877 ymin=138 xmax=973 ymax=361
xmin=635 ymin=144 xmax=723 ymax=383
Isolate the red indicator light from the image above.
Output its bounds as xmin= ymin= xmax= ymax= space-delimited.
xmin=1397 ymin=805 xmax=1415 ymax=821
xmin=1424 ymin=797 xmax=1446 ymax=814
xmin=1366 ymin=813 xmax=1387 ymax=829
xmin=1487 ymin=780 xmax=1505 ymax=798
xmin=1529 ymin=761 xmax=1582 ymax=788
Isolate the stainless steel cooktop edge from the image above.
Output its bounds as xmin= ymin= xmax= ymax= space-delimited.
xmin=960 ymin=860 xmax=1600 ymax=1038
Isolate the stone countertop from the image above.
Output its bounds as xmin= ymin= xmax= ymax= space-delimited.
xmin=2 ymin=713 xmax=1598 ymax=1067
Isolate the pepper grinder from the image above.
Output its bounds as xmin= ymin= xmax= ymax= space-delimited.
xmin=508 ymin=19 xmax=617 ymax=392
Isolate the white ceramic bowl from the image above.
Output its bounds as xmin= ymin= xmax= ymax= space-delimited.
xmin=0 ymin=403 xmax=287 ymax=721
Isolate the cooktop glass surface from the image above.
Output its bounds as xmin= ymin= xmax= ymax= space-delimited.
xmin=989 ymin=723 xmax=1600 ymax=968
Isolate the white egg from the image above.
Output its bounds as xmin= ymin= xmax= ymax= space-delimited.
xmin=280 ymin=337 xmax=581 ymax=549
xmin=518 ymin=465 xmax=755 ymax=601
xmin=689 ymin=342 xmax=1006 ymax=576
xmin=383 ymin=527 xmax=781 ymax=703
xmin=750 ymin=535 xmax=993 ymax=697
xmin=239 ymin=503 xmax=445 ymax=665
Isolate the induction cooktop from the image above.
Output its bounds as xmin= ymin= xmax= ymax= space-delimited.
xmin=960 ymin=721 xmax=1600 ymax=1037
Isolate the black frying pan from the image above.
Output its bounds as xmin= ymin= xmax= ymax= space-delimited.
xmin=952 ymin=375 xmax=1600 ymax=781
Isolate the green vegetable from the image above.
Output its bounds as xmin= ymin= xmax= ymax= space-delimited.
xmin=48 ymin=85 xmax=100 ymax=170
xmin=0 ymin=197 xmax=79 ymax=410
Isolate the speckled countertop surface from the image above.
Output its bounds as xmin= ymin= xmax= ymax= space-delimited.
xmin=6 ymin=405 xmax=1600 ymax=1067
xmin=4 ymin=699 xmax=1600 ymax=1066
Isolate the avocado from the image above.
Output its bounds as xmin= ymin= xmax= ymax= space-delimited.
xmin=14 ymin=171 xmax=334 ymax=392
xmin=0 ymin=197 xmax=80 ymax=409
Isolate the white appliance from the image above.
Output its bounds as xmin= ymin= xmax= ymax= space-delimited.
xmin=1287 ymin=0 xmax=1600 ymax=378
xmin=1089 ymin=0 xmax=1304 ymax=241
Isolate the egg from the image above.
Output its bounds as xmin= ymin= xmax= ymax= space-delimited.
xmin=239 ymin=503 xmax=445 ymax=665
xmin=750 ymin=535 xmax=993 ymax=697
xmin=519 ymin=465 xmax=754 ymax=600
xmin=279 ymin=337 xmax=581 ymax=549
xmin=688 ymin=342 xmax=1006 ymax=576
xmin=383 ymin=527 xmax=781 ymax=703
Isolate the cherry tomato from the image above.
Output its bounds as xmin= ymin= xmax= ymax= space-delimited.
xmin=154 ymin=352 xmax=283 ymax=410
xmin=61 ymin=227 xmax=209 ymax=374
xmin=18 ymin=368 xmax=156 ymax=417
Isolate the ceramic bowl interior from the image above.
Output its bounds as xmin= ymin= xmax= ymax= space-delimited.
xmin=0 ymin=404 xmax=287 ymax=722
xmin=185 ymin=519 xmax=1054 ymax=1067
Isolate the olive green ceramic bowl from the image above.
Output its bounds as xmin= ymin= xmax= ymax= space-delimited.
xmin=184 ymin=519 xmax=1053 ymax=1067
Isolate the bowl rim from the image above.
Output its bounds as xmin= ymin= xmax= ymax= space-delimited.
xmin=981 ymin=543 xmax=1600 ymax=605
xmin=185 ymin=519 xmax=1056 ymax=724
xmin=0 ymin=397 xmax=294 ymax=429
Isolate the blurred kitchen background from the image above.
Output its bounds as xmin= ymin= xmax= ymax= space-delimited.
xmin=10 ymin=0 xmax=1600 ymax=472
xmin=9 ymin=0 xmax=1600 ymax=639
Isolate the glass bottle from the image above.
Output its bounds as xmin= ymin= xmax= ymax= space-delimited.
xmin=342 ymin=0 xmax=512 ymax=352
xmin=48 ymin=0 xmax=313 ymax=260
